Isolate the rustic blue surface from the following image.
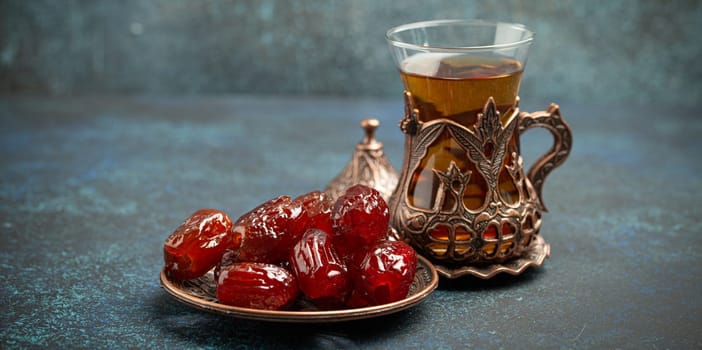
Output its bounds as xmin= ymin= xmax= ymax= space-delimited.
xmin=1 ymin=95 xmax=701 ymax=348
xmin=2 ymin=0 xmax=702 ymax=106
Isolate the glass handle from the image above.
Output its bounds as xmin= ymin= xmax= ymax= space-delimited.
xmin=518 ymin=104 xmax=573 ymax=211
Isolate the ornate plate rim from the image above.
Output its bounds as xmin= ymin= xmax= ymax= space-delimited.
xmin=433 ymin=235 xmax=551 ymax=279
xmin=160 ymin=255 xmax=439 ymax=323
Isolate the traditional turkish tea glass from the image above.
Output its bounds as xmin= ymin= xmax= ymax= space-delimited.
xmin=386 ymin=20 xmax=572 ymax=272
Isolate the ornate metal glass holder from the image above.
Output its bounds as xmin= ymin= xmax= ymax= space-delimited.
xmin=388 ymin=94 xmax=572 ymax=279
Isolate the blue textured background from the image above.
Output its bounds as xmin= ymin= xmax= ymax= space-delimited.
xmin=2 ymin=1 xmax=702 ymax=348
xmin=1 ymin=95 xmax=701 ymax=348
xmin=2 ymin=0 xmax=702 ymax=105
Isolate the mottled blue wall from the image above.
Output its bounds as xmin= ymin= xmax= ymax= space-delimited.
xmin=1 ymin=0 xmax=701 ymax=105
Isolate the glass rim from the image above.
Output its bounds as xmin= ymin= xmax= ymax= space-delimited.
xmin=386 ymin=19 xmax=535 ymax=52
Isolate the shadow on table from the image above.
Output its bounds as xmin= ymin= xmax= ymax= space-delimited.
xmin=147 ymin=266 xmax=544 ymax=347
xmin=148 ymin=290 xmax=427 ymax=348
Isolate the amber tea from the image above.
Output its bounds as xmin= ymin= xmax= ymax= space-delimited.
xmin=399 ymin=54 xmax=523 ymax=211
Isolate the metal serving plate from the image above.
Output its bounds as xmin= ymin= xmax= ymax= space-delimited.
xmin=160 ymin=255 xmax=438 ymax=323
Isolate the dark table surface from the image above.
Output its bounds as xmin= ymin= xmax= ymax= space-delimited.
xmin=1 ymin=95 xmax=700 ymax=349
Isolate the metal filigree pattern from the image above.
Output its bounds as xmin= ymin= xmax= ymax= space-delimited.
xmin=434 ymin=234 xmax=550 ymax=279
xmin=399 ymin=91 xmax=421 ymax=135
xmin=388 ymin=96 xmax=571 ymax=275
xmin=518 ymin=104 xmax=573 ymax=211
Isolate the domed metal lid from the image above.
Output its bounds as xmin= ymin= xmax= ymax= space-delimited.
xmin=325 ymin=118 xmax=399 ymax=201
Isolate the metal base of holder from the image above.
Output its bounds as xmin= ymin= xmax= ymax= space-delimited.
xmin=432 ymin=234 xmax=550 ymax=279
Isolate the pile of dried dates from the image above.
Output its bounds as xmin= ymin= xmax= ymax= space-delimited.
xmin=163 ymin=185 xmax=417 ymax=311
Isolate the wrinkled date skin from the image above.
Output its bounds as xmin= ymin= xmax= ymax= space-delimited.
xmin=216 ymin=262 xmax=298 ymax=310
xmin=289 ymin=229 xmax=350 ymax=308
xmin=214 ymin=248 xmax=239 ymax=282
xmin=232 ymin=196 xmax=307 ymax=263
xmin=164 ymin=209 xmax=234 ymax=280
xmin=293 ymin=191 xmax=334 ymax=235
xmin=332 ymin=185 xmax=389 ymax=260
xmin=354 ymin=240 xmax=417 ymax=305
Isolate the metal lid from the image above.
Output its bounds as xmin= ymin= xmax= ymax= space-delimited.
xmin=324 ymin=118 xmax=399 ymax=202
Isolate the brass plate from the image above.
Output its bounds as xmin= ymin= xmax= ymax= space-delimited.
xmin=434 ymin=235 xmax=551 ymax=279
xmin=160 ymin=255 xmax=438 ymax=323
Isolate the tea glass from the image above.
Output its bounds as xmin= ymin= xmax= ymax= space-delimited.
xmin=385 ymin=20 xmax=572 ymax=271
